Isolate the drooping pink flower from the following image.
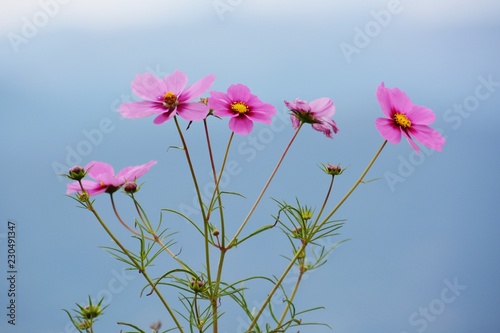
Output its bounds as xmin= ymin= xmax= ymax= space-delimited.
xmin=375 ymin=82 xmax=445 ymax=154
xmin=284 ymin=98 xmax=339 ymax=138
xmin=66 ymin=161 xmax=157 ymax=196
xmin=118 ymin=70 xmax=215 ymax=124
xmin=208 ymin=84 xmax=277 ymax=135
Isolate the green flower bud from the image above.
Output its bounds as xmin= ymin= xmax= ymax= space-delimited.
xmin=322 ymin=163 xmax=344 ymax=176
xmin=81 ymin=303 xmax=103 ymax=320
xmin=68 ymin=166 xmax=86 ymax=181
xmin=189 ymin=277 xmax=206 ymax=293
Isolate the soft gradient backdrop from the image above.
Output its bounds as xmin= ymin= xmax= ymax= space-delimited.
xmin=1 ymin=1 xmax=500 ymax=332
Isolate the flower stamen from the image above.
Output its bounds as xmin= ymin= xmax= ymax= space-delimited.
xmin=231 ymin=102 xmax=249 ymax=114
xmin=393 ymin=112 xmax=411 ymax=129
xmin=163 ymin=92 xmax=178 ymax=111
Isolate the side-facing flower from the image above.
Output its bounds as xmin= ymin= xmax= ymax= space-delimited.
xmin=375 ymin=82 xmax=445 ymax=154
xmin=208 ymin=84 xmax=277 ymax=135
xmin=284 ymin=98 xmax=338 ymax=138
xmin=118 ymin=70 xmax=215 ymax=124
xmin=66 ymin=161 xmax=157 ymax=196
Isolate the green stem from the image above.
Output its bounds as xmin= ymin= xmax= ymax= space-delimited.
xmin=275 ymin=267 xmax=305 ymax=329
xmin=173 ymin=117 xmax=212 ymax=280
xmin=77 ymin=187 xmax=184 ymax=332
xmin=229 ymin=124 xmax=303 ymax=248
xmin=309 ymin=175 xmax=335 ymax=235
xmin=246 ymin=242 xmax=306 ymax=332
xmin=316 ymin=140 xmax=387 ymax=230
xmin=174 ymin=116 xmax=216 ymax=329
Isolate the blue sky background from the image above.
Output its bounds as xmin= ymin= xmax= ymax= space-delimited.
xmin=1 ymin=1 xmax=500 ymax=332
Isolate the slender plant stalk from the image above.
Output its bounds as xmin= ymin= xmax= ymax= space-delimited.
xmin=203 ymin=126 xmax=235 ymax=333
xmin=173 ymin=117 xmax=213 ymax=283
xmin=110 ymin=193 xmax=191 ymax=271
xmin=78 ymin=185 xmax=184 ymax=332
xmin=316 ymin=140 xmax=388 ymax=230
xmin=229 ymin=124 xmax=303 ymax=248
xmin=246 ymin=242 xmax=306 ymax=332
xmin=309 ymin=175 xmax=335 ymax=234
xmin=275 ymin=268 xmax=305 ymax=329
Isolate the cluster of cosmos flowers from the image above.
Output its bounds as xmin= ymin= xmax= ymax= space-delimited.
xmin=66 ymin=69 xmax=445 ymax=196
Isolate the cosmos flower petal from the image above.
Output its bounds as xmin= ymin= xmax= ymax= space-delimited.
xmin=309 ymin=98 xmax=335 ymax=117
xmin=180 ymin=74 xmax=216 ymax=102
xmin=312 ymin=123 xmax=334 ymax=138
xmin=226 ymin=84 xmax=252 ymax=102
xmin=86 ymin=161 xmax=114 ymax=180
xmin=409 ymin=124 xmax=446 ymax=152
xmin=118 ymin=101 xmax=164 ymax=119
xmin=284 ymin=99 xmax=311 ymax=112
xmin=402 ymin=131 xmax=420 ymax=154
xmin=162 ymin=70 xmax=189 ymax=95
xmin=66 ymin=180 xmax=104 ymax=195
xmin=153 ymin=112 xmax=175 ymax=125
xmin=117 ymin=161 xmax=157 ymax=181
xmin=131 ymin=72 xmax=167 ymax=100
xmin=406 ymin=105 xmax=436 ymax=125
xmin=229 ymin=116 xmax=254 ymax=135
xmin=177 ymin=102 xmax=211 ymax=121
xmin=290 ymin=115 xmax=300 ymax=129
xmin=375 ymin=118 xmax=402 ymax=143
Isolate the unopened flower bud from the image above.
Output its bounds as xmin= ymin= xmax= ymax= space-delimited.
xmin=78 ymin=192 xmax=89 ymax=202
xmin=124 ymin=182 xmax=139 ymax=193
xmin=68 ymin=166 xmax=86 ymax=180
xmin=81 ymin=304 xmax=103 ymax=320
xmin=189 ymin=277 xmax=206 ymax=293
xmin=299 ymin=206 xmax=313 ymax=221
xmin=291 ymin=226 xmax=302 ymax=238
xmin=295 ymin=248 xmax=306 ymax=259
xmin=78 ymin=321 xmax=92 ymax=330
xmin=322 ymin=163 xmax=344 ymax=176
xmin=213 ymin=229 xmax=220 ymax=237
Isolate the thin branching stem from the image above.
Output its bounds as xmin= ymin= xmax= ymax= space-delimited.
xmin=275 ymin=267 xmax=305 ymax=329
xmin=229 ymin=124 xmax=303 ymax=248
xmin=77 ymin=183 xmax=184 ymax=332
xmin=309 ymin=175 xmax=335 ymax=235
xmin=316 ymin=140 xmax=388 ymax=231
xmin=246 ymin=242 xmax=306 ymax=332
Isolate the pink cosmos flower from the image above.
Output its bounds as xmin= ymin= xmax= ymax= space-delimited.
xmin=284 ymin=98 xmax=339 ymax=138
xmin=208 ymin=84 xmax=277 ymax=135
xmin=118 ymin=70 xmax=215 ymax=124
xmin=66 ymin=161 xmax=157 ymax=196
xmin=375 ymin=82 xmax=445 ymax=154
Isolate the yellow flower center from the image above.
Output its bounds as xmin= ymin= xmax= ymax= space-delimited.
xmin=99 ymin=181 xmax=106 ymax=187
xmin=393 ymin=112 xmax=412 ymax=129
xmin=163 ymin=92 xmax=178 ymax=110
xmin=231 ymin=102 xmax=249 ymax=114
